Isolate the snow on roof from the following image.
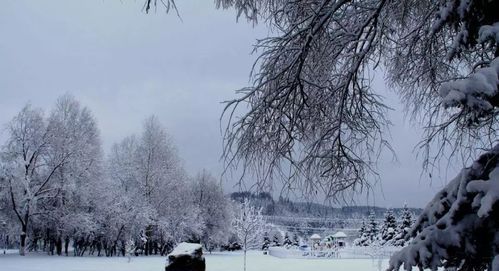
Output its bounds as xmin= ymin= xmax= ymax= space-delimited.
xmin=332 ymin=232 xmax=347 ymax=238
xmin=310 ymin=234 xmax=321 ymax=239
xmin=168 ymin=242 xmax=202 ymax=257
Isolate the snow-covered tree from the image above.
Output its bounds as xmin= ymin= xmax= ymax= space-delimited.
xmin=219 ymin=0 xmax=499 ymax=197
xmin=106 ymin=116 xmax=201 ymax=256
xmin=142 ymin=1 xmax=498 ymax=266
xmin=353 ymin=212 xmax=380 ymax=246
xmin=389 ymin=146 xmax=499 ymax=270
xmin=380 ymin=209 xmax=397 ymax=245
xmin=366 ymin=211 xmax=378 ymax=243
xmin=136 ymin=116 xmax=181 ymax=207
xmin=42 ymin=95 xmax=103 ymax=256
xmin=262 ymin=232 xmax=270 ymax=251
xmin=192 ymin=170 xmax=233 ymax=252
xmin=0 ymin=99 xmax=226 ymax=257
xmin=233 ymin=198 xmax=266 ymax=271
xmin=271 ymin=230 xmax=282 ymax=247
xmin=353 ymin=220 xmax=369 ymax=247
xmin=292 ymin=233 xmax=299 ymax=247
xmin=399 ymin=204 xmax=413 ymax=232
xmin=392 ymin=204 xmax=413 ymax=247
xmin=0 ymin=95 xmax=103 ymax=256
xmin=214 ymin=1 xmax=499 ymax=269
xmin=1 ymin=105 xmax=50 ymax=256
xmin=282 ymin=232 xmax=292 ymax=247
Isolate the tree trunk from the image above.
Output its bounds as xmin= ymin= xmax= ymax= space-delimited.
xmin=49 ymin=238 xmax=55 ymax=255
xmin=17 ymin=208 xmax=29 ymax=256
xmin=64 ymin=237 xmax=69 ymax=256
xmin=97 ymin=240 xmax=102 ymax=257
xmin=243 ymin=235 xmax=247 ymax=271
xmin=244 ymin=249 xmax=247 ymax=271
xmin=19 ymin=229 xmax=27 ymax=256
xmin=56 ymin=236 xmax=62 ymax=256
xmin=120 ymin=240 xmax=126 ymax=257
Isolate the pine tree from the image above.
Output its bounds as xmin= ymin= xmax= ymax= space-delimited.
xmin=262 ymin=232 xmax=270 ymax=251
xmin=292 ymin=233 xmax=299 ymax=246
xmin=367 ymin=211 xmax=378 ymax=243
xmin=400 ymin=205 xmax=413 ymax=230
xmin=380 ymin=209 xmax=397 ymax=245
xmin=283 ymin=232 xmax=292 ymax=247
xmin=359 ymin=220 xmax=367 ymax=237
xmin=353 ymin=220 xmax=369 ymax=246
xmin=393 ymin=204 xmax=413 ymax=246
xmin=272 ymin=232 xmax=282 ymax=247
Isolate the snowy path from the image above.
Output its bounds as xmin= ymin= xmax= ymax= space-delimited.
xmin=0 ymin=251 xmax=389 ymax=271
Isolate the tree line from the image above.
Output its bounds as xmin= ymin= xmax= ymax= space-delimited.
xmin=354 ymin=206 xmax=414 ymax=247
xmin=230 ymin=191 xmax=422 ymax=219
xmin=0 ymin=95 xmax=233 ymax=256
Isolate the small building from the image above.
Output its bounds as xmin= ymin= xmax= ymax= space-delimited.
xmin=309 ymin=234 xmax=321 ymax=250
xmin=330 ymin=231 xmax=347 ymax=247
xmin=310 ymin=234 xmax=321 ymax=242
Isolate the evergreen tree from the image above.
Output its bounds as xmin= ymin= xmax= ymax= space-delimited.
xmin=262 ymin=232 xmax=270 ymax=251
xmin=367 ymin=211 xmax=378 ymax=243
xmin=393 ymin=204 xmax=413 ymax=246
xmin=272 ymin=232 xmax=282 ymax=247
xmin=400 ymin=205 xmax=413 ymax=230
xmin=292 ymin=233 xmax=299 ymax=246
xmin=380 ymin=209 xmax=397 ymax=245
xmin=353 ymin=220 xmax=369 ymax=246
xmin=283 ymin=232 xmax=292 ymax=247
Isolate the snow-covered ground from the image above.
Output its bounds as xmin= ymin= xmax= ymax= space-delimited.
xmin=0 ymin=250 xmax=389 ymax=271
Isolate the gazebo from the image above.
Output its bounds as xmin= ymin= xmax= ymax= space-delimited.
xmin=310 ymin=234 xmax=321 ymax=250
xmin=310 ymin=234 xmax=321 ymax=242
xmin=331 ymin=231 xmax=347 ymax=247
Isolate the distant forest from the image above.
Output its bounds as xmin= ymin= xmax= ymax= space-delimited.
xmin=230 ymin=191 xmax=422 ymax=219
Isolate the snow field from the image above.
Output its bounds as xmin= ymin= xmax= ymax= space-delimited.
xmin=0 ymin=250 xmax=389 ymax=271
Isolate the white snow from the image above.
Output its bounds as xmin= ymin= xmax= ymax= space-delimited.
xmin=493 ymin=255 xmax=499 ymax=271
xmin=439 ymin=57 xmax=499 ymax=112
xmin=388 ymin=144 xmax=499 ymax=270
xmin=479 ymin=22 xmax=499 ymax=43
xmin=0 ymin=251 xmax=392 ymax=271
xmin=168 ymin=242 xmax=203 ymax=257
xmin=310 ymin=234 xmax=321 ymax=239
xmin=467 ymin=167 xmax=499 ymax=217
xmin=332 ymin=232 xmax=347 ymax=238
xmin=268 ymin=246 xmax=399 ymax=260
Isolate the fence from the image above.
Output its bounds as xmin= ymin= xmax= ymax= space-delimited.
xmin=268 ymin=246 xmax=400 ymax=260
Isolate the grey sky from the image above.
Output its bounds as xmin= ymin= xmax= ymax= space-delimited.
xmin=0 ymin=0 xmax=457 ymax=208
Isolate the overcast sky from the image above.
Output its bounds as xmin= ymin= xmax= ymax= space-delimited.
xmin=0 ymin=0 xmax=458 ymax=208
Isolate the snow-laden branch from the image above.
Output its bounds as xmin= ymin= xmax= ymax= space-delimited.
xmin=388 ymin=144 xmax=499 ymax=270
xmin=440 ymin=57 xmax=499 ymax=119
xmin=221 ymin=0 xmax=393 ymax=199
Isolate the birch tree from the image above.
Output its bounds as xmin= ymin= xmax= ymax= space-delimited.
xmin=1 ymin=105 xmax=49 ymax=255
xmin=107 ymin=116 xmax=202 ymax=255
xmin=43 ymin=95 xmax=103 ymax=255
xmin=215 ymin=0 xmax=499 ymax=198
xmin=0 ymin=95 xmax=102 ymax=255
xmin=213 ymin=1 xmax=499 ymax=269
xmin=233 ymin=198 xmax=266 ymax=271
xmin=192 ymin=170 xmax=233 ymax=252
